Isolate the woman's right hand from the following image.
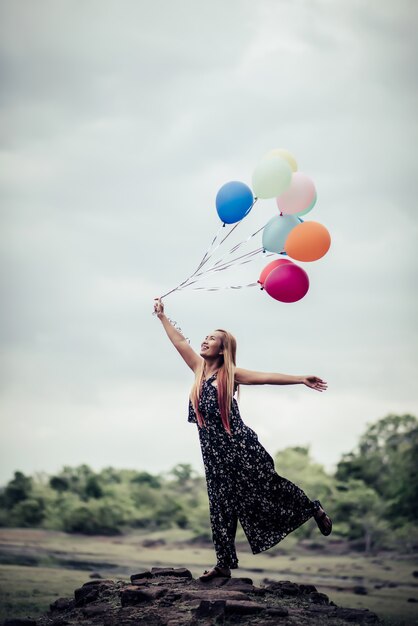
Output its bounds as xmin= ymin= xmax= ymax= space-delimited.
xmin=153 ymin=297 xmax=165 ymax=319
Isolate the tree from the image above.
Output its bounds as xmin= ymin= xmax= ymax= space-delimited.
xmin=274 ymin=446 xmax=334 ymax=502
xmin=10 ymin=498 xmax=46 ymax=527
xmin=130 ymin=471 xmax=161 ymax=489
xmin=3 ymin=472 xmax=33 ymax=508
xmin=333 ymin=480 xmax=388 ymax=553
xmin=49 ymin=465 xmax=105 ymax=501
xmin=168 ymin=464 xmax=197 ymax=490
xmin=336 ymin=414 xmax=418 ymax=522
xmin=273 ymin=446 xmax=336 ymax=540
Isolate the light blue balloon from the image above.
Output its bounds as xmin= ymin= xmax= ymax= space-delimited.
xmin=216 ymin=181 xmax=254 ymax=224
xmin=262 ymin=214 xmax=300 ymax=254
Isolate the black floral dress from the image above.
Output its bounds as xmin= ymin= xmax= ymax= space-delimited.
xmin=188 ymin=372 xmax=320 ymax=569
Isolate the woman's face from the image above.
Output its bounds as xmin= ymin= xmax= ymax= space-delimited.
xmin=200 ymin=331 xmax=224 ymax=358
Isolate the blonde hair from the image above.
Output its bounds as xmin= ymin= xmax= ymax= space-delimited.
xmin=190 ymin=329 xmax=239 ymax=435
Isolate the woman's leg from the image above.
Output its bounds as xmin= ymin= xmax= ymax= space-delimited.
xmin=209 ymin=494 xmax=239 ymax=569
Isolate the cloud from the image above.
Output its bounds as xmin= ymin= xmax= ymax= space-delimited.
xmin=0 ymin=0 xmax=417 ymax=485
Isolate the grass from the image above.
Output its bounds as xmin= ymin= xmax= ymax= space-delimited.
xmin=0 ymin=527 xmax=417 ymax=624
xmin=0 ymin=564 xmax=89 ymax=621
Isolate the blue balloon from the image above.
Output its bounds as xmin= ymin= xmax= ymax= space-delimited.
xmin=216 ymin=181 xmax=254 ymax=224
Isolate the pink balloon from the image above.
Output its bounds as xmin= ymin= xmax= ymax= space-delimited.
xmin=258 ymin=258 xmax=293 ymax=286
xmin=264 ymin=263 xmax=309 ymax=303
xmin=276 ymin=172 xmax=316 ymax=215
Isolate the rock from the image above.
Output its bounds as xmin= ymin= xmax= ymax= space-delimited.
xmin=222 ymin=579 xmax=256 ymax=593
xmin=81 ymin=579 xmax=114 ymax=588
xmin=88 ymin=572 xmax=103 ymax=579
xmin=265 ymin=580 xmax=300 ymax=596
xmin=49 ymin=597 xmax=74 ymax=612
xmin=308 ymin=592 xmax=330 ymax=604
xmin=264 ymin=606 xmax=289 ymax=617
xmin=308 ymin=605 xmax=337 ymax=614
xmin=224 ymin=600 xmax=265 ymax=615
xmin=120 ymin=585 xmax=167 ymax=606
xmin=3 ymin=621 xmax=37 ymax=626
xmin=73 ymin=579 xmax=115 ymax=606
xmin=150 ymin=567 xmax=192 ymax=578
xmin=182 ymin=590 xmax=250 ymax=602
xmin=28 ymin=563 xmax=382 ymax=626
xmin=232 ymin=576 xmax=253 ymax=585
xmin=73 ymin=586 xmax=100 ymax=607
xmin=131 ymin=570 xmax=153 ymax=583
xmin=334 ymin=607 xmax=380 ymax=623
xmin=81 ymin=603 xmax=108 ymax=617
xmin=353 ymin=586 xmax=368 ymax=595
xmin=407 ymin=597 xmax=418 ymax=603
xmin=413 ymin=570 xmax=418 ymax=578
xmin=196 ymin=577 xmax=230 ymax=588
xmin=158 ymin=590 xmax=184 ymax=606
xmin=191 ymin=599 xmax=226 ymax=619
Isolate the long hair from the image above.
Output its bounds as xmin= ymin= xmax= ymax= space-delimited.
xmin=190 ymin=329 xmax=239 ymax=435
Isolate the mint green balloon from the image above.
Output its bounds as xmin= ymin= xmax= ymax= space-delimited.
xmin=295 ymin=191 xmax=317 ymax=217
xmin=262 ymin=214 xmax=300 ymax=253
xmin=252 ymin=156 xmax=292 ymax=199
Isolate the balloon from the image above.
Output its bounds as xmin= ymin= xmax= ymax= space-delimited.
xmin=264 ymin=148 xmax=298 ymax=172
xmin=296 ymin=191 xmax=317 ymax=217
xmin=276 ymin=172 xmax=316 ymax=215
xmin=258 ymin=259 xmax=293 ymax=287
xmin=284 ymin=221 xmax=331 ymax=262
xmin=264 ymin=263 xmax=310 ymax=303
xmin=252 ymin=156 xmax=292 ymax=199
xmin=215 ymin=181 xmax=254 ymax=224
xmin=262 ymin=214 xmax=300 ymax=254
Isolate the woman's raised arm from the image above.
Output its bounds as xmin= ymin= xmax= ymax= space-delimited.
xmin=235 ymin=367 xmax=327 ymax=392
xmin=154 ymin=298 xmax=202 ymax=373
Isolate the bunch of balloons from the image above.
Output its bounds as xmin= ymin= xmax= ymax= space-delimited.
xmin=214 ymin=148 xmax=331 ymax=303
xmin=160 ymin=148 xmax=330 ymax=304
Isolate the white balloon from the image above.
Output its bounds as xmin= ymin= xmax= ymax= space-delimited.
xmin=252 ymin=156 xmax=292 ymax=199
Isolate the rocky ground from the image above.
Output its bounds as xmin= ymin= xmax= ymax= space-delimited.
xmin=1 ymin=565 xmax=381 ymax=626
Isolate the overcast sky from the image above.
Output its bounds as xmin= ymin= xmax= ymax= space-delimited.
xmin=1 ymin=0 xmax=417 ymax=487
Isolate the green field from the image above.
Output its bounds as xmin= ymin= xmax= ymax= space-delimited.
xmin=0 ymin=527 xmax=417 ymax=625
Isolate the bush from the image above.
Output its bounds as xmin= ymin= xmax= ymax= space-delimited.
xmin=3 ymin=472 xmax=33 ymax=508
xmin=9 ymin=498 xmax=45 ymax=527
xmin=62 ymin=500 xmax=124 ymax=535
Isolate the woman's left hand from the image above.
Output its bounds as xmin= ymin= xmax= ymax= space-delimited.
xmin=302 ymin=376 xmax=328 ymax=392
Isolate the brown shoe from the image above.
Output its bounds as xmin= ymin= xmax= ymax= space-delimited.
xmin=198 ymin=565 xmax=231 ymax=581
xmin=313 ymin=500 xmax=333 ymax=536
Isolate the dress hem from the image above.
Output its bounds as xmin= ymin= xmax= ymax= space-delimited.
xmin=247 ymin=510 xmax=315 ymax=555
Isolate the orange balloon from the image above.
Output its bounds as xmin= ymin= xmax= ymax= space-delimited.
xmin=284 ymin=221 xmax=331 ymax=262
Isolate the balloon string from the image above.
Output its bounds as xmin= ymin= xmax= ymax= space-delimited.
xmin=160 ymin=198 xmax=258 ymax=300
xmin=179 ymin=250 xmax=262 ymax=288
xmin=201 ymin=213 xmax=268 ymax=274
xmin=227 ymin=221 xmax=267 ymax=255
xmin=200 ymin=248 xmax=263 ymax=274
xmin=195 ymin=197 xmax=259 ymax=272
xmin=178 ymin=249 xmax=275 ymax=291
xmin=193 ymin=223 xmax=225 ymax=273
xmin=193 ymin=247 xmax=268 ymax=277
xmin=159 ymin=223 xmax=225 ymax=299
xmin=189 ymin=282 xmax=259 ymax=291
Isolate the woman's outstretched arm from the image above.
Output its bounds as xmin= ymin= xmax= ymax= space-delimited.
xmin=235 ymin=367 xmax=328 ymax=392
xmin=154 ymin=298 xmax=202 ymax=373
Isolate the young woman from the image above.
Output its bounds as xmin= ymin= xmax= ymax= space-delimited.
xmin=153 ymin=297 xmax=332 ymax=581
